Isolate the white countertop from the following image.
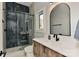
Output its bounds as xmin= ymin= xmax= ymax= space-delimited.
xmin=33 ymin=35 xmax=79 ymax=57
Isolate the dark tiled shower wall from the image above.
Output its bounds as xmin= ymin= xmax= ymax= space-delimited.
xmin=6 ymin=2 xmax=29 ymax=13
xmin=6 ymin=2 xmax=30 ymax=48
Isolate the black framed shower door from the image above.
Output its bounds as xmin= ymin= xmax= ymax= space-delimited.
xmin=6 ymin=12 xmax=29 ymax=48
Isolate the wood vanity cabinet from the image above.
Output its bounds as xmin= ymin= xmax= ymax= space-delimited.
xmin=33 ymin=40 xmax=66 ymax=57
xmin=33 ymin=41 xmax=40 ymax=56
xmin=39 ymin=44 xmax=48 ymax=57
xmin=47 ymin=48 xmax=65 ymax=57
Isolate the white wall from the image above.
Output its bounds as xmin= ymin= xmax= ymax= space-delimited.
xmin=34 ymin=2 xmax=49 ymax=12
xmin=0 ymin=2 xmax=3 ymax=51
xmin=33 ymin=2 xmax=49 ymax=38
xmin=68 ymin=2 xmax=79 ymax=37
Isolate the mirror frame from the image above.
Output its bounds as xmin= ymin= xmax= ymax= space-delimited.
xmin=50 ymin=3 xmax=71 ymax=36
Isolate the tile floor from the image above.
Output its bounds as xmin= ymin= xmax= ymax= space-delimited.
xmin=5 ymin=45 xmax=34 ymax=57
xmin=24 ymin=45 xmax=34 ymax=57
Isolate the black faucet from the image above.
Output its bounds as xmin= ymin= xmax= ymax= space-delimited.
xmin=53 ymin=34 xmax=59 ymax=41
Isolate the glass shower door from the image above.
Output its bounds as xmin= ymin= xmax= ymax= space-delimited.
xmin=6 ymin=12 xmax=33 ymax=48
xmin=17 ymin=12 xmax=29 ymax=46
xmin=6 ymin=12 xmax=17 ymax=48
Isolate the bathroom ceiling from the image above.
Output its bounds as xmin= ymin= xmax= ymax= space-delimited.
xmin=16 ymin=2 xmax=33 ymax=7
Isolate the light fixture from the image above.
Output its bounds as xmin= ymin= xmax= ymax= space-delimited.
xmin=49 ymin=2 xmax=53 ymax=5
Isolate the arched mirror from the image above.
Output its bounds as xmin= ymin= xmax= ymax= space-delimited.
xmin=50 ymin=3 xmax=71 ymax=36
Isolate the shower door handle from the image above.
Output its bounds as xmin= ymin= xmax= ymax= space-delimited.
xmin=4 ymin=29 xmax=7 ymax=32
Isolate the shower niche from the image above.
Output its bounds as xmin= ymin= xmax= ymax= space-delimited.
xmin=6 ymin=2 xmax=33 ymax=48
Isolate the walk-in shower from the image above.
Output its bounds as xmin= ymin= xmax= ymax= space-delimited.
xmin=6 ymin=12 xmax=33 ymax=48
xmin=5 ymin=2 xmax=34 ymax=48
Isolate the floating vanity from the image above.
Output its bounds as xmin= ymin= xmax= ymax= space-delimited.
xmin=33 ymin=36 xmax=79 ymax=57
